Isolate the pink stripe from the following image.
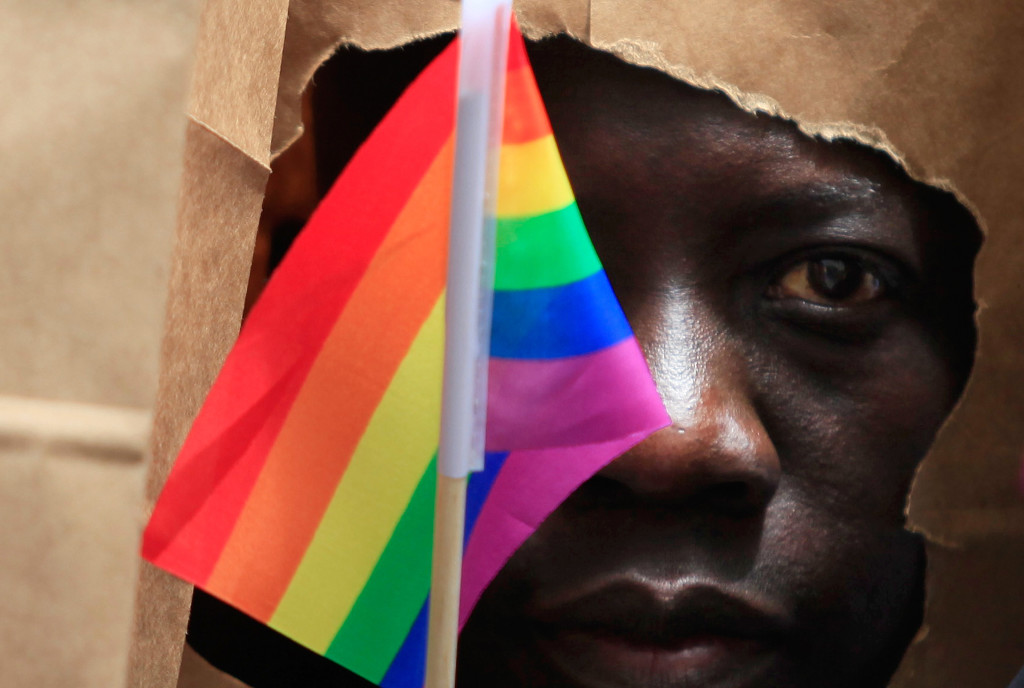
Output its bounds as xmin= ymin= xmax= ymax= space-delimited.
xmin=459 ymin=429 xmax=667 ymax=629
xmin=486 ymin=338 xmax=666 ymax=452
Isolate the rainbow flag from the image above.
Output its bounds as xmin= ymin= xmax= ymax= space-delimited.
xmin=143 ymin=24 xmax=668 ymax=688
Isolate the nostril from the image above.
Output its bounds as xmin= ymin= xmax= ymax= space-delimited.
xmin=714 ymin=481 xmax=751 ymax=502
xmin=700 ymin=480 xmax=774 ymax=517
xmin=590 ymin=419 xmax=782 ymax=511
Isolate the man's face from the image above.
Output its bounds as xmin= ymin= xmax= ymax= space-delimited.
xmin=458 ymin=39 xmax=978 ymax=688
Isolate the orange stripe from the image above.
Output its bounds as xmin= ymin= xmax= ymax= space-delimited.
xmin=205 ymin=136 xmax=454 ymax=621
xmin=503 ymin=64 xmax=552 ymax=145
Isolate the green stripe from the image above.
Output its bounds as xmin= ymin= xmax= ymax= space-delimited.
xmin=324 ymin=456 xmax=437 ymax=681
xmin=495 ymin=203 xmax=602 ymax=290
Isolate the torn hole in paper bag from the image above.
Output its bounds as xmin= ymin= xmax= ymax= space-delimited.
xmin=174 ymin=3 xmax=1024 ymax=688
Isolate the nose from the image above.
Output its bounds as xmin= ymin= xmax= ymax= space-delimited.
xmin=598 ymin=312 xmax=781 ymax=515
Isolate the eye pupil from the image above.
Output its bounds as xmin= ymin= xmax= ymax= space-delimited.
xmin=808 ymin=258 xmax=864 ymax=300
xmin=767 ymin=254 xmax=886 ymax=307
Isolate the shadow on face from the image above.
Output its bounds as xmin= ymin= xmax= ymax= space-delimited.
xmin=457 ymin=36 xmax=981 ymax=688
xmin=186 ymin=33 xmax=981 ymax=688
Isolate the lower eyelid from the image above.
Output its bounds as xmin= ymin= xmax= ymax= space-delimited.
xmin=758 ymin=295 xmax=893 ymax=343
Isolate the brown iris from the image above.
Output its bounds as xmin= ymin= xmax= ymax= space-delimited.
xmin=769 ymin=257 xmax=884 ymax=306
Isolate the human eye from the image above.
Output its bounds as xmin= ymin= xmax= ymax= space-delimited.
xmin=760 ymin=249 xmax=906 ymax=340
xmin=766 ymin=255 xmax=885 ymax=307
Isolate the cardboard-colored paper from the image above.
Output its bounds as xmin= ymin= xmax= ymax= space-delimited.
xmin=59 ymin=1 xmax=1018 ymax=687
xmin=0 ymin=1 xmax=202 ymax=686
xmin=577 ymin=5 xmax=1024 ymax=686
xmin=177 ymin=645 xmax=250 ymax=688
xmin=205 ymin=3 xmax=1024 ymax=687
xmin=127 ymin=1 xmax=291 ymax=686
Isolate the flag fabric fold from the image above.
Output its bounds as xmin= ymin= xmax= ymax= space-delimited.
xmin=143 ymin=23 xmax=668 ymax=688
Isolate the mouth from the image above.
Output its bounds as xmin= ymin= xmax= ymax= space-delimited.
xmin=526 ymin=576 xmax=793 ymax=688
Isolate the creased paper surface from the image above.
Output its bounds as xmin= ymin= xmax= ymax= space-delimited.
xmin=128 ymin=123 xmax=273 ymax=688
xmin=271 ymin=0 xmax=590 ymax=157
xmin=133 ymin=1 xmax=1024 ymax=687
xmin=0 ymin=1 xmax=201 ymax=409
xmin=128 ymin=1 xmax=289 ymax=686
xmin=0 ymin=1 xmax=202 ymax=687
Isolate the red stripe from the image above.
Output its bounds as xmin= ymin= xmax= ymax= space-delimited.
xmin=142 ymin=357 xmax=307 ymax=578
xmin=142 ymin=37 xmax=459 ymax=584
xmin=502 ymin=21 xmax=551 ymax=144
xmin=502 ymin=63 xmax=552 ymax=144
xmin=507 ymin=18 xmax=529 ymax=72
xmin=205 ymin=137 xmax=452 ymax=617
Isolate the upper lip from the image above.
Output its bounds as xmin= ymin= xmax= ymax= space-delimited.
xmin=527 ymin=574 xmax=793 ymax=649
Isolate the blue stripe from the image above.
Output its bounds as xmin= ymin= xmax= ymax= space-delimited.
xmin=490 ymin=270 xmax=631 ymax=359
xmin=464 ymin=452 xmax=509 ymax=547
xmin=381 ymin=598 xmax=429 ymax=688
xmin=378 ymin=451 xmax=510 ymax=688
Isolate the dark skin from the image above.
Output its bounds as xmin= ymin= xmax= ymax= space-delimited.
xmin=188 ymin=35 xmax=979 ymax=688
xmin=456 ymin=38 xmax=979 ymax=688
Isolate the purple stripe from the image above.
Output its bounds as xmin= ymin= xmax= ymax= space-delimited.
xmin=486 ymin=337 xmax=666 ymax=452
xmin=465 ymin=452 xmax=509 ymax=547
xmin=459 ymin=429 xmax=669 ymax=629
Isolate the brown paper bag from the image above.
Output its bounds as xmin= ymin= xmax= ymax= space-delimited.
xmin=126 ymin=2 xmax=1024 ymax=687
xmin=0 ymin=1 xmax=205 ymax=686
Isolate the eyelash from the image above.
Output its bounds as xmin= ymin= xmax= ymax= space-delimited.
xmin=758 ymin=248 xmax=906 ymax=339
xmin=768 ymin=248 xmax=902 ymax=297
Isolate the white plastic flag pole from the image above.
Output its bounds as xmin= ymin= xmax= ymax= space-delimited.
xmin=426 ymin=2 xmax=512 ymax=687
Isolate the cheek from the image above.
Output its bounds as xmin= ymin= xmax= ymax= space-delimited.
xmin=757 ymin=497 xmax=925 ymax=678
xmin=758 ymin=321 xmax=960 ymax=524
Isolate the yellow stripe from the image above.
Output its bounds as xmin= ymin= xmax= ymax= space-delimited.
xmin=497 ymin=135 xmax=575 ymax=218
xmin=268 ymin=297 xmax=445 ymax=652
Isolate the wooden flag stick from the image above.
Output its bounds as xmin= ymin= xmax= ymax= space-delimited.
xmin=426 ymin=1 xmax=511 ymax=687
xmin=424 ymin=475 xmax=468 ymax=688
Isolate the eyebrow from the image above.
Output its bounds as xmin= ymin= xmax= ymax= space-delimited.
xmin=720 ymin=175 xmax=928 ymax=274
xmin=732 ymin=179 xmax=882 ymax=226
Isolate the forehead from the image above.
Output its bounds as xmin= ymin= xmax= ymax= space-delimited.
xmin=528 ymin=37 xmax=906 ymax=206
xmin=309 ymin=34 xmax=976 ymax=287
xmin=525 ymin=38 xmax=939 ymax=276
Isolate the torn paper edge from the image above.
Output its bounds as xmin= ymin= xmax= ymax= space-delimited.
xmin=256 ymin=11 xmax=998 ymax=688
xmin=269 ymin=19 xmax=990 ymax=544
